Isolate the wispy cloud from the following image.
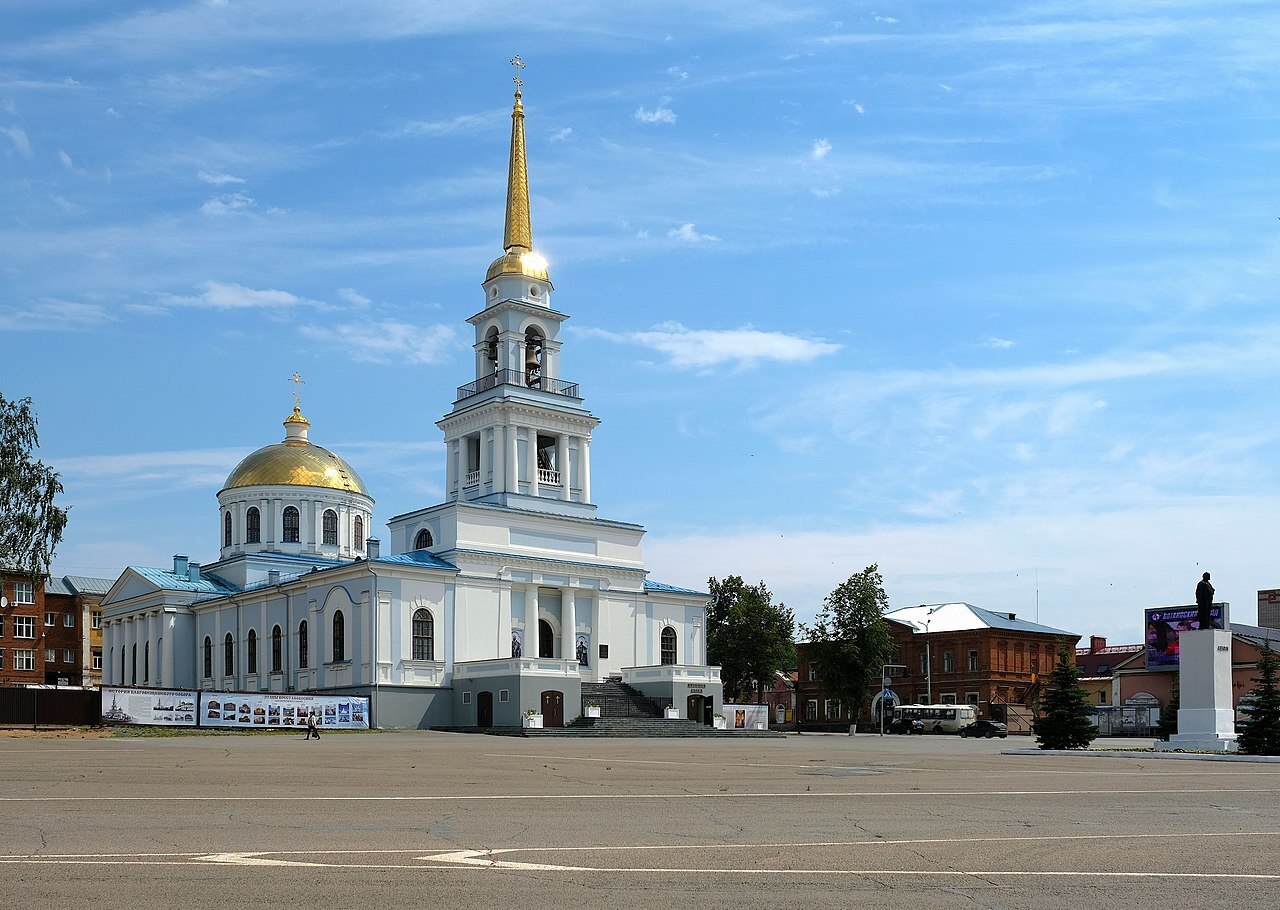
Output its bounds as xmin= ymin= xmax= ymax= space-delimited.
xmin=159 ymin=281 xmax=323 ymax=310
xmin=667 ymin=223 xmax=719 ymax=243
xmin=635 ymin=97 xmax=677 ymax=125
xmin=197 ymin=170 xmax=246 ymax=185
xmin=298 ymin=320 xmax=457 ymax=365
xmin=335 ymin=287 xmax=371 ymax=307
xmin=982 ymin=337 xmax=1016 ymax=349
xmin=200 ymin=192 xmax=256 ymax=215
xmin=0 ymin=299 xmax=114 ymax=332
xmin=1 ymin=126 xmax=32 ymax=157
xmin=583 ymin=322 xmax=842 ymax=370
xmin=811 ymin=138 xmax=832 ymax=160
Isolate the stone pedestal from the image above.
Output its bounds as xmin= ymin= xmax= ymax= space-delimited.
xmin=1155 ymin=628 xmax=1237 ymax=752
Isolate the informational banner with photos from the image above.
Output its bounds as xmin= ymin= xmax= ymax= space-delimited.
xmin=722 ymin=703 xmax=769 ymax=731
xmin=100 ymin=686 xmax=369 ymax=730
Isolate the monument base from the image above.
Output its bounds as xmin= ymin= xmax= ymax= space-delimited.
xmin=1155 ymin=733 xmax=1238 ymax=753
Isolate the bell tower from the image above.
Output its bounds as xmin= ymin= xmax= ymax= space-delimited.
xmin=437 ymin=62 xmax=600 ymax=519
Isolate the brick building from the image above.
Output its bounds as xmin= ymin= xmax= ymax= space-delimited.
xmin=796 ymin=603 xmax=1079 ymax=731
xmin=1 ymin=573 xmax=46 ymax=686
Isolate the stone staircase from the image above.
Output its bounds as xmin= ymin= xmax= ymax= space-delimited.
xmin=579 ymin=680 xmax=669 ymax=718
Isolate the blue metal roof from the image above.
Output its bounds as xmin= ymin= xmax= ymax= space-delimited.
xmin=449 ymin=547 xmax=645 ymax=575
xmin=644 ymin=580 xmax=709 ymax=597
xmin=129 ymin=566 xmax=240 ymax=596
xmin=44 ymin=576 xmax=73 ymax=595
xmin=372 ymin=550 xmax=459 ymax=571
xmin=63 ymin=575 xmax=114 ymax=595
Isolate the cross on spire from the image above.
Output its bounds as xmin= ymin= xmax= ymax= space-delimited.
xmin=290 ymin=371 xmax=306 ymax=408
xmin=510 ymin=54 xmax=525 ymax=94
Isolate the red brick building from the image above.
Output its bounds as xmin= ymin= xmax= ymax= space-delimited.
xmin=1 ymin=573 xmax=46 ymax=686
xmin=796 ymin=603 xmax=1079 ymax=731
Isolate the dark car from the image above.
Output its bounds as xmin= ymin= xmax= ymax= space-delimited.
xmin=958 ymin=720 xmax=1008 ymax=738
xmin=886 ymin=717 xmax=925 ymax=735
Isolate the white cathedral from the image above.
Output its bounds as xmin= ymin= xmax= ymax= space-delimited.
xmin=100 ymin=78 xmax=723 ymax=729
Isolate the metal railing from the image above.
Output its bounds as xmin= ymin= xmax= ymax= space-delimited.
xmin=455 ymin=368 xmax=581 ymax=402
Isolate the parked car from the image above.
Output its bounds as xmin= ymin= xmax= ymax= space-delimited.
xmin=886 ymin=717 xmax=925 ymax=735
xmin=958 ymin=720 xmax=1008 ymax=738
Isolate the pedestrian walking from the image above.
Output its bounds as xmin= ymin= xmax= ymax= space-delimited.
xmin=306 ymin=710 xmax=319 ymax=740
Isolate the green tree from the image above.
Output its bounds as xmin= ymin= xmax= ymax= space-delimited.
xmin=1 ymin=394 xmax=68 ymax=578
xmin=1238 ymin=641 xmax=1280 ymax=756
xmin=1033 ymin=641 xmax=1097 ymax=749
xmin=1156 ymin=679 xmax=1179 ymax=741
xmin=801 ymin=565 xmax=893 ymax=725
xmin=707 ymin=576 xmax=795 ymax=703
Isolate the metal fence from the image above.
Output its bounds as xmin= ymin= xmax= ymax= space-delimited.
xmin=0 ymin=688 xmax=101 ymax=727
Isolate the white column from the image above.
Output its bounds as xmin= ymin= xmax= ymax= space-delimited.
xmin=505 ymin=420 xmax=518 ymax=492
xmin=558 ymin=434 xmax=570 ymax=500
xmin=478 ymin=431 xmax=489 ymax=493
xmin=565 ymin=588 xmax=577 ymax=667
xmin=493 ymin=424 xmax=507 ymax=494
xmin=580 ymin=437 xmax=591 ymax=503
xmin=497 ymin=579 xmax=509 ymax=657
xmin=528 ymin=586 xmax=540 ymax=659
xmin=528 ymin=431 xmax=540 ymax=497
xmin=448 ymin=440 xmax=459 ymax=499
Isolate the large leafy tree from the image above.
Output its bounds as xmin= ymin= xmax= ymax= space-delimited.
xmin=1 ymin=394 xmax=69 ymax=578
xmin=1033 ymin=641 xmax=1097 ymax=750
xmin=801 ymin=565 xmax=893 ymax=722
xmin=707 ymin=576 xmax=795 ymax=703
xmin=1238 ymin=641 xmax=1280 ymax=756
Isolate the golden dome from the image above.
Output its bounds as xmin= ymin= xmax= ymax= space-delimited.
xmin=221 ymin=409 xmax=371 ymax=497
xmin=485 ymin=248 xmax=550 ymax=283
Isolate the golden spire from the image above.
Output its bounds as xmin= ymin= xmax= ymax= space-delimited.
xmin=503 ymin=54 xmax=532 ymax=254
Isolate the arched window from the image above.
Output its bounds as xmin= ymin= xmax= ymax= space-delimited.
xmin=414 ymin=528 xmax=433 ymax=550
xmin=323 ymin=509 xmax=338 ymax=545
xmin=224 ymin=632 xmax=234 ymax=676
xmin=131 ymin=643 xmax=137 ymax=685
xmin=412 ymin=609 xmax=435 ymax=661
xmin=144 ymin=641 xmax=150 ymax=682
xmin=332 ymin=610 xmax=345 ymax=662
xmin=246 ymin=507 xmax=261 ymax=544
xmin=298 ymin=620 xmax=308 ymax=669
xmin=484 ymin=326 xmax=500 ymax=371
xmin=203 ymin=637 xmax=212 ymax=678
xmin=353 ymin=515 xmax=364 ymax=550
xmin=247 ymin=629 xmax=258 ymax=673
xmin=283 ymin=506 xmax=300 ymax=543
xmin=223 ymin=511 xmax=232 ymax=548
xmin=524 ymin=326 xmax=544 ymax=388
xmin=660 ymin=626 xmax=677 ymax=665
xmin=269 ymin=625 xmax=282 ymax=672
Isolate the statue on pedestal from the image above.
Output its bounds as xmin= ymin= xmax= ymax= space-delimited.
xmin=1195 ymin=571 xmax=1215 ymax=629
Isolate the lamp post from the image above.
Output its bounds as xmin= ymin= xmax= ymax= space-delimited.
xmin=924 ymin=616 xmax=933 ymax=705
xmin=879 ymin=663 xmax=908 ymax=736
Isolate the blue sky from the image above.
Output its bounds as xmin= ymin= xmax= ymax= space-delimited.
xmin=4 ymin=1 xmax=1279 ymax=642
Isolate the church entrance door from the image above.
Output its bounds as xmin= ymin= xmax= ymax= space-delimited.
xmin=538 ymin=619 xmax=554 ymax=659
xmin=540 ymin=690 xmax=564 ymax=728
xmin=477 ymin=691 xmax=493 ymax=728
xmin=687 ymin=694 xmax=711 ymax=725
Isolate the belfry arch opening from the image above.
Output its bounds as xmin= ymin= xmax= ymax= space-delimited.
xmin=484 ymin=327 xmax=500 ymax=373
xmin=524 ymin=327 xmax=543 ymax=388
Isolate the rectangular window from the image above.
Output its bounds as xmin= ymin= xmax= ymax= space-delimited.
xmin=805 ymin=699 xmax=818 ymax=721
xmin=966 ymin=692 xmax=980 ymax=706
xmin=45 ymin=649 xmax=56 ymax=663
xmin=968 ymin=650 xmax=978 ymax=671
xmin=14 ymin=616 xmax=36 ymax=639
xmin=45 ymin=612 xmax=56 ymax=626
xmin=940 ymin=693 xmax=957 ymax=704
xmin=498 ymin=689 xmax=510 ymax=703
xmin=64 ymin=649 xmax=75 ymax=663
xmin=63 ymin=613 xmax=75 ymax=628
xmin=15 ymin=581 xmax=34 ymax=604
xmin=15 ymin=650 xmax=35 ymax=671
xmin=92 ymin=611 xmax=103 ymax=630
xmin=461 ymin=691 xmax=472 ymax=705
xmin=0 ymin=649 xmax=4 ymax=669
xmin=92 ymin=649 xmax=103 ymax=671
xmin=943 ymin=651 xmax=954 ymax=673
xmin=1099 ymin=690 xmax=1108 ymax=704
xmin=919 ymin=651 xmax=928 ymax=674
xmin=825 ymin=699 xmax=842 ymax=720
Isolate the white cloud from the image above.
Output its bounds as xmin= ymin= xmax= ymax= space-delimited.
xmin=939 ymin=83 xmax=953 ymax=93
xmin=549 ymin=127 xmax=573 ymax=142
xmin=336 ymin=287 xmax=371 ymax=307
xmin=0 ymin=298 xmax=113 ymax=332
xmin=585 ymin=322 xmax=842 ymax=370
xmin=51 ymin=195 xmax=82 ymax=214
xmin=667 ymin=223 xmax=719 ymax=243
xmin=666 ymin=65 xmax=689 ymax=80
xmin=298 ymin=319 xmax=457 ymax=365
xmin=810 ymin=186 xmax=841 ymax=198
xmin=983 ymin=337 xmax=1016 ymax=349
xmin=635 ymin=97 xmax=677 ymax=125
xmin=200 ymin=192 xmax=255 ymax=215
xmin=1 ymin=126 xmax=32 ymax=156
xmin=874 ymin=16 xmax=898 ymax=24
xmin=811 ymin=138 xmax=832 ymax=160
xmin=58 ymin=149 xmax=74 ymax=168
xmin=160 ymin=281 xmax=318 ymax=310
xmin=197 ymin=170 xmax=246 ymax=185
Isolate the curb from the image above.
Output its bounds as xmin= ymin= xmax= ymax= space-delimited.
xmin=1002 ymin=747 xmax=1280 ymax=763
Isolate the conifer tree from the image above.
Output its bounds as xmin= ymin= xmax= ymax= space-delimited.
xmin=1033 ymin=640 xmax=1096 ymax=749
xmin=1238 ymin=641 xmax=1280 ymax=756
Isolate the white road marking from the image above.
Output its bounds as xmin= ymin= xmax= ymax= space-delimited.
xmin=3 ymin=786 xmax=1280 ymax=802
